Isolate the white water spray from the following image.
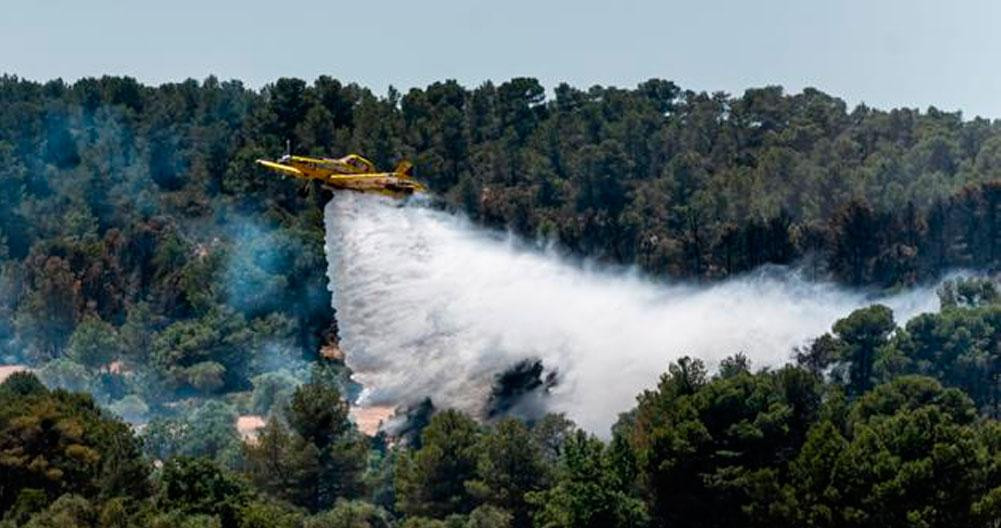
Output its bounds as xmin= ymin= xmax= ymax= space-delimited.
xmin=324 ymin=193 xmax=942 ymax=434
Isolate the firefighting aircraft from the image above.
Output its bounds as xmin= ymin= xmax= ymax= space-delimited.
xmin=256 ymin=149 xmax=427 ymax=198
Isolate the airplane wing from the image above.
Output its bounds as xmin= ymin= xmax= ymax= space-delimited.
xmin=324 ymin=173 xmax=428 ymax=193
xmin=256 ymin=159 xmax=305 ymax=178
xmin=324 ymin=173 xmax=393 ymax=182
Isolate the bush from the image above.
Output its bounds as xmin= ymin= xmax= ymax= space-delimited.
xmin=108 ymin=394 xmax=150 ymax=423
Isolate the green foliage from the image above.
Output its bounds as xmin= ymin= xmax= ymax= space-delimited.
xmin=303 ymin=499 xmax=391 ymax=528
xmin=119 ymin=301 xmax=159 ymax=363
xmin=3 ymin=488 xmax=48 ymax=526
xmin=107 ymin=394 xmax=149 ymax=423
xmin=7 ymin=330 xmax=1001 ymax=528
xmin=466 ymin=418 xmax=548 ymax=527
xmin=629 ymin=358 xmax=821 ymax=527
xmin=0 ymin=383 xmax=150 ymax=515
xmin=249 ymin=369 xmax=299 ymax=415
xmin=22 ymin=494 xmax=95 ymax=528
xmin=529 ymin=413 xmax=576 ymax=464
xmin=832 ymin=304 xmax=896 ymax=396
xmin=244 ymin=383 xmax=365 ymax=512
xmin=0 ymin=371 xmax=45 ymax=397
xmin=67 ymin=316 xmax=122 ymax=371
xmin=782 ymin=420 xmax=849 ymax=526
xmin=236 ymin=499 xmax=304 ymax=528
xmin=619 ymin=357 xmax=1001 ymax=528
xmin=10 ymin=74 xmax=1001 ymax=528
xmin=157 ymin=457 xmax=250 ymax=528
xmin=938 ymin=277 xmax=1001 ymax=309
xmin=149 ymin=512 xmax=223 ymax=528
xmin=0 ymin=77 xmax=338 ymax=420
xmin=35 ymin=358 xmax=92 ymax=393
xmin=151 ymin=308 xmax=253 ymax=393
xmin=62 ymin=207 xmax=99 ymax=242
xmin=243 ymin=416 xmax=322 ymax=508
xmin=525 ymin=430 xmax=647 ymax=528
xmin=6 ymin=75 xmax=1001 ymax=416
xmin=14 ymin=256 xmax=80 ymax=358
xmin=284 ymin=381 xmax=367 ymax=510
xmin=142 ymin=416 xmax=189 ymax=460
xmin=188 ymin=400 xmax=243 ymax=462
xmin=796 ymin=377 xmax=991 ymax=527
xmin=142 ymin=400 xmax=240 ymax=463
xmin=97 ymin=497 xmax=129 ymax=528
xmin=185 ymin=361 xmax=227 ymax=394
xmin=465 ymin=506 xmax=513 ymax=528
xmin=396 ymin=410 xmax=482 ymax=518
xmin=397 ymin=506 xmax=512 ymax=528
xmin=399 ymin=518 xmax=449 ymax=528
xmin=287 ymin=381 xmax=351 ymax=449
xmin=802 ymin=286 xmax=1001 ymax=419
xmin=363 ymin=440 xmax=398 ymax=513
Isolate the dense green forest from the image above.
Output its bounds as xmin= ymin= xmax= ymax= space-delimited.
xmin=6 ymin=281 xmax=1001 ymax=527
xmin=5 ymin=74 xmax=1001 ymax=400
xmin=5 ymin=75 xmax=1001 ymax=526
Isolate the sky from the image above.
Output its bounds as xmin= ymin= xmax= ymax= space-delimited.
xmin=3 ymin=0 xmax=1000 ymax=118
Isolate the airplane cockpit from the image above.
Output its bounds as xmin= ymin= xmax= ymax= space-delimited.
xmin=341 ymin=154 xmax=376 ymax=173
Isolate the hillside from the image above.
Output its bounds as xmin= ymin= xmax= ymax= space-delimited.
xmin=4 ymin=75 xmax=1001 ymax=526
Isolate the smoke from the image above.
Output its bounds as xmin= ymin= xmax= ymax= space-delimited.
xmin=324 ymin=193 xmax=944 ymax=434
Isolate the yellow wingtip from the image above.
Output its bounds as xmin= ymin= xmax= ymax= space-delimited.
xmin=256 ymin=159 xmax=305 ymax=177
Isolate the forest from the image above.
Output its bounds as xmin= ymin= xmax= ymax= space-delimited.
xmin=6 ymin=283 xmax=1001 ymax=527
xmin=4 ymin=75 xmax=1001 ymax=526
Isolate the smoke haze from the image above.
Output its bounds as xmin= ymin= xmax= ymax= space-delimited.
xmin=325 ymin=193 xmax=944 ymax=434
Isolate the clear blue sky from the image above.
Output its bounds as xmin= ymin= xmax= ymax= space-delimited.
xmin=3 ymin=0 xmax=1000 ymax=118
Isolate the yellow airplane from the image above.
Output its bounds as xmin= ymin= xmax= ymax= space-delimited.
xmin=256 ymin=151 xmax=428 ymax=198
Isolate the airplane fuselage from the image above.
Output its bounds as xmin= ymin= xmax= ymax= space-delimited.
xmin=281 ymin=154 xmax=375 ymax=178
xmin=256 ymin=153 xmax=427 ymax=198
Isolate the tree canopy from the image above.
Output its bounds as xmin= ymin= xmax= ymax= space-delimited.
xmin=5 ymin=74 xmax=1001 ymax=527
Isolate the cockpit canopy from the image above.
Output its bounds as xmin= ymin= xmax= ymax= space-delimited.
xmin=339 ymin=154 xmax=376 ymax=173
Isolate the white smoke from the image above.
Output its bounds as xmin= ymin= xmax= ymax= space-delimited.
xmin=324 ymin=193 xmax=943 ymax=434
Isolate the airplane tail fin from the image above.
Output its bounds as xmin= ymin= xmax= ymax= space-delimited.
xmin=394 ymin=160 xmax=414 ymax=178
